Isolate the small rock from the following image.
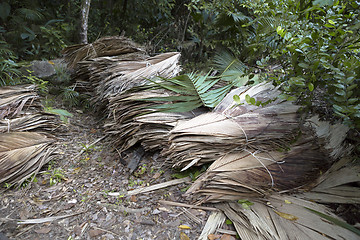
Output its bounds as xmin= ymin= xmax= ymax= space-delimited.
xmin=140 ymin=220 xmax=155 ymax=226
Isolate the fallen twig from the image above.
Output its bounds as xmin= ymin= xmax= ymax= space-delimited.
xmin=159 ymin=200 xmax=219 ymax=211
xmin=17 ymin=212 xmax=83 ymax=224
xmin=107 ymin=177 xmax=191 ymax=197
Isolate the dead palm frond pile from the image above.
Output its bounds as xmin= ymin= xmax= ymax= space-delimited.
xmin=0 ymin=85 xmax=59 ymax=186
xmin=104 ymin=71 xmax=233 ymax=152
xmin=64 ymin=37 xmax=181 ymax=110
xmin=206 ymin=156 xmax=360 ymax=240
xmin=153 ymin=81 xmax=359 ymax=239
xmin=162 ymin=82 xmax=349 ymax=202
xmin=94 ymin=52 xmax=181 ymax=106
xmin=0 ymin=132 xmax=56 ymax=186
xmin=162 ymin=82 xmax=302 ymax=171
xmin=0 ymin=85 xmax=58 ymax=133
xmin=105 ymin=85 xmax=206 ymax=152
xmin=0 ymin=84 xmax=39 ymax=119
xmin=61 ymin=36 xmax=147 ymax=69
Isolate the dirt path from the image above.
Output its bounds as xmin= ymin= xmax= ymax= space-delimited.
xmin=0 ymin=101 xmax=208 ymax=240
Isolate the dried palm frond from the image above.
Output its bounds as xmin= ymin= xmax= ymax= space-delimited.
xmin=61 ymin=36 xmax=147 ymax=68
xmin=184 ymin=115 xmax=349 ymax=203
xmin=105 ymin=85 xmax=204 ymax=152
xmin=0 ymin=132 xmax=56 ymax=186
xmin=294 ymin=157 xmax=360 ymax=204
xmin=217 ymin=193 xmax=359 ymax=240
xmin=0 ymin=84 xmax=40 ymax=119
xmin=0 ymin=84 xmax=62 ymax=133
xmin=163 ymin=82 xmax=301 ymax=170
xmin=72 ymin=52 xmax=181 ymax=111
xmin=97 ymin=52 xmax=181 ymax=102
xmin=0 ymin=113 xmax=58 ymax=133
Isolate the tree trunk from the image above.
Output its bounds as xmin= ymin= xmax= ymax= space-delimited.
xmin=80 ymin=0 xmax=91 ymax=44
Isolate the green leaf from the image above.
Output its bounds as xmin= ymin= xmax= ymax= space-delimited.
xmin=45 ymin=107 xmax=73 ymax=117
xmin=308 ymin=83 xmax=314 ymax=91
xmin=348 ymin=98 xmax=358 ymax=104
xmin=298 ymin=62 xmax=310 ymax=69
xmin=333 ymin=104 xmax=346 ymax=113
xmin=250 ymin=97 xmax=256 ymax=105
xmin=335 ymin=89 xmax=346 ymax=96
xmin=289 ymin=77 xmax=306 ymax=87
xmin=245 ymin=94 xmax=251 ymax=104
xmin=347 ymin=84 xmax=357 ymax=91
xmin=238 ymin=199 xmax=254 ymax=210
xmin=225 ymin=219 xmax=233 ymax=225
xmin=233 ymin=95 xmax=241 ymax=104
xmin=324 ymin=24 xmax=335 ymax=28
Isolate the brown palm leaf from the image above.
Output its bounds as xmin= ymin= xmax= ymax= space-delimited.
xmin=163 ymin=82 xmax=301 ymax=170
xmin=105 ymin=86 xmax=203 ymax=152
xmin=96 ymin=52 xmax=181 ymax=103
xmin=0 ymin=113 xmax=58 ymax=133
xmin=61 ymin=36 xmax=147 ymax=68
xmin=0 ymin=85 xmax=40 ymax=120
xmin=217 ymin=193 xmax=359 ymax=240
xmin=184 ymin=113 xmax=349 ymax=203
xmin=0 ymin=132 xmax=56 ymax=186
xmin=72 ymin=52 xmax=181 ymax=111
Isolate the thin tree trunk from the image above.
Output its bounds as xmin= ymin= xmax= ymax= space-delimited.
xmin=80 ymin=0 xmax=91 ymax=44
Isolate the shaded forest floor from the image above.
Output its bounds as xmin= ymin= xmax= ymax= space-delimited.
xmin=0 ymin=96 xmax=212 ymax=240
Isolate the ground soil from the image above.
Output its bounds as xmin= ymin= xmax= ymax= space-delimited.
xmin=0 ymin=98 xmax=220 ymax=240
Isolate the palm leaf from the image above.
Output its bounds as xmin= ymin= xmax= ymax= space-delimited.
xmin=71 ymin=51 xmax=181 ymax=111
xmin=0 ymin=113 xmax=58 ymax=133
xmin=163 ymin=82 xmax=300 ymax=170
xmin=15 ymin=8 xmax=44 ymax=22
xmin=0 ymin=132 xmax=56 ymax=186
xmin=0 ymin=84 xmax=40 ymax=119
xmin=212 ymin=49 xmax=247 ymax=74
xmin=61 ymin=36 xmax=147 ymax=68
xmin=141 ymin=72 xmax=233 ymax=113
xmin=217 ymin=194 xmax=359 ymax=240
xmin=105 ymin=86 xmax=205 ymax=152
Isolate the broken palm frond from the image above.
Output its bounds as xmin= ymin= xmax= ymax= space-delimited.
xmin=61 ymin=36 xmax=147 ymax=68
xmin=17 ymin=212 xmax=83 ymax=224
xmin=126 ymin=176 xmax=191 ymax=196
xmin=0 ymin=85 xmax=40 ymax=120
xmin=0 ymin=132 xmax=56 ymax=186
xmin=163 ymin=82 xmax=301 ymax=170
xmin=217 ymin=194 xmax=359 ymax=240
xmin=105 ymin=86 xmax=204 ymax=152
xmin=198 ymin=211 xmax=226 ymax=240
